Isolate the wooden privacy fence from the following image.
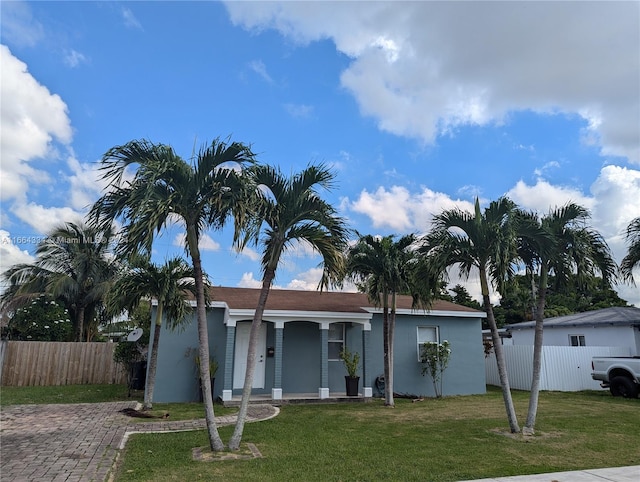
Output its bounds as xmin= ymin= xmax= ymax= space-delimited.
xmin=485 ymin=345 xmax=631 ymax=392
xmin=0 ymin=341 xmax=127 ymax=386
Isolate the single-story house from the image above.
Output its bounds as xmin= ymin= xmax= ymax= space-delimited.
xmin=506 ymin=306 xmax=640 ymax=356
xmin=148 ymin=287 xmax=487 ymax=403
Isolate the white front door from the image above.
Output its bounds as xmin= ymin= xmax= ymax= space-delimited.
xmin=233 ymin=322 xmax=267 ymax=389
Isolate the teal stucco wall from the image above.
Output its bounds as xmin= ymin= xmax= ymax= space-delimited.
xmin=366 ymin=313 xmax=487 ymax=397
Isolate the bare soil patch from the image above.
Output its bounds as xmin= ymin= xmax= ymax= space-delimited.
xmin=193 ymin=443 xmax=262 ymax=462
xmin=489 ymin=428 xmax=565 ymax=441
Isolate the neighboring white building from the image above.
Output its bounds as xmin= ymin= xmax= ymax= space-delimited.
xmin=506 ymin=307 xmax=640 ymax=356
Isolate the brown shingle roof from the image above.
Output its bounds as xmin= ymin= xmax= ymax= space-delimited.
xmin=207 ymin=286 xmax=483 ymax=314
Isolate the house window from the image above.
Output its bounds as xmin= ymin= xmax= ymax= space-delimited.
xmin=569 ymin=334 xmax=586 ymax=347
xmin=328 ymin=323 xmax=345 ymax=360
xmin=417 ymin=326 xmax=438 ymax=361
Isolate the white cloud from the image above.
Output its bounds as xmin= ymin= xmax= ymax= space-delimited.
xmin=240 ymin=266 xmax=346 ymax=292
xmin=0 ymin=45 xmax=72 ymax=203
xmin=347 ymin=169 xmax=640 ymax=306
xmin=224 ymin=1 xmax=639 ymax=163
xmin=284 ymin=103 xmax=314 ymax=119
xmin=506 ymin=166 xmax=640 ymax=307
xmin=506 ymin=179 xmax=595 ymax=215
xmin=63 ymin=49 xmax=87 ymax=68
xmin=590 ymin=165 xmax=640 ymax=241
xmin=350 ymin=186 xmax=413 ymax=231
xmin=589 ymin=167 xmax=640 ymax=306
xmin=505 ymin=166 xmax=640 ymax=252
xmin=66 ymin=156 xmax=106 ymax=211
xmin=0 ymin=1 xmax=44 ymax=48
xmin=248 ymin=59 xmax=273 ymax=83
xmin=349 ymin=185 xmax=474 ymax=232
xmin=533 ymin=161 xmax=560 ymax=177
xmin=456 ymin=184 xmax=483 ymax=200
xmin=0 ymin=230 xmax=34 ymax=267
xmin=173 ymin=233 xmax=221 ymax=252
xmin=12 ymin=202 xmax=84 ymax=235
xmin=199 ymin=234 xmax=221 ymax=252
xmin=0 ymin=230 xmax=35 ymax=294
xmin=0 ymin=46 xmax=97 ymax=237
xmin=236 ymin=246 xmax=261 ymax=262
xmin=284 ymin=267 xmax=324 ymax=291
xmin=284 ymin=239 xmax=319 ymax=259
xmin=237 ymin=272 xmax=262 ymax=289
xmin=121 ymin=7 xmax=143 ymax=30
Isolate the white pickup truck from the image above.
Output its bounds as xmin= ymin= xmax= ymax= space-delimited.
xmin=591 ymin=356 xmax=640 ymax=398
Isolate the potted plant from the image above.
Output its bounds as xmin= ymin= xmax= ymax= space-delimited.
xmin=195 ymin=354 xmax=218 ymax=402
xmin=340 ymin=347 xmax=361 ymax=396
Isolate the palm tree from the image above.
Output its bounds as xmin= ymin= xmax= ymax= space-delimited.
xmin=420 ymin=197 xmax=521 ymax=433
xmin=1 ymin=222 xmax=118 ymax=341
xmin=89 ymin=138 xmax=257 ymax=452
xmin=228 ymin=163 xmax=349 ymax=450
xmin=345 ymin=233 xmax=431 ymax=406
xmin=518 ymin=204 xmax=617 ymax=434
xmin=106 ymin=255 xmax=195 ymax=410
xmin=621 ymin=217 xmax=640 ymax=283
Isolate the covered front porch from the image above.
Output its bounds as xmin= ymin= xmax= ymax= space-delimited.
xmin=220 ymin=308 xmax=374 ymax=404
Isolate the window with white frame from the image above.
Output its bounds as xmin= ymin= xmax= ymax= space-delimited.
xmin=328 ymin=323 xmax=345 ymax=360
xmin=417 ymin=326 xmax=438 ymax=361
xmin=569 ymin=334 xmax=586 ymax=347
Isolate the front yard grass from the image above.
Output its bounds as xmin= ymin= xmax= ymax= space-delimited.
xmin=0 ymin=383 xmax=138 ymax=405
xmin=115 ymin=388 xmax=640 ymax=481
xmin=0 ymin=383 xmax=236 ymax=419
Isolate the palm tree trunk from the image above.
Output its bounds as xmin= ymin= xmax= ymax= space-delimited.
xmin=76 ymin=306 xmax=85 ymax=342
xmin=382 ymin=289 xmax=394 ymax=407
xmin=481 ymin=267 xmax=520 ymax=433
xmin=143 ymin=300 xmax=163 ymax=410
xmin=388 ymin=291 xmax=397 ymax=406
xmin=188 ymin=228 xmax=225 ymax=452
xmin=229 ymin=267 xmax=275 ymax=450
xmin=524 ymin=263 xmax=548 ymax=433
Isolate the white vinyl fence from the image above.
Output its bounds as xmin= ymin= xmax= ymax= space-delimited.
xmin=485 ymin=345 xmax=631 ymax=392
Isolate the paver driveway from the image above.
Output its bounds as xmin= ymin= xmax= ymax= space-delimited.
xmin=0 ymin=401 xmax=277 ymax=482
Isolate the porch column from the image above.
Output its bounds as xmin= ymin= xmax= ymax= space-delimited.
xmin=362 ymin=322 xmax=372 ymax=398
xmin=272 ymin=321 xmax=284 ymax=400
xmin=222 ymin=321 xmax=236 ymax=402
xmin=319 ymin=323 xmax=329 ymax=399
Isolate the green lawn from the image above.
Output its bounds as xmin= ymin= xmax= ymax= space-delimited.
xmin=0 ymin=383 xmax=236 ymax=419
xmin=2 ymin=385 xmax=638 ymax=481
xmin=114 ymin=389 xmax=640 ymax=482
xmin=0 ymin=383 xmax=139 ymax=405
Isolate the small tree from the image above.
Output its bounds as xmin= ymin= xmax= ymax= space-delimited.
xmin=420 ymin=340 xmax=451 ymax=398
xmin=6 ymin=295 xmax=73 ymax=341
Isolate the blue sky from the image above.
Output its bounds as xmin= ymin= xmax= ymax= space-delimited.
xmin=1 ymin=1 xmax=639 ymax=306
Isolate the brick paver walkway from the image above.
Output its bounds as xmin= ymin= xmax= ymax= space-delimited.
xmin=0 ymin=402 xmax=278 ymax=482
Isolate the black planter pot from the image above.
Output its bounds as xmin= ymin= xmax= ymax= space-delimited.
xmin=345 ymin=376 xmax=360 ymax=396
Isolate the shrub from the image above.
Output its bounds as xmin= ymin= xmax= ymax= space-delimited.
xmin=7 ymin=296 xmax=73 ymax=341
xmin=420 ymin=340 xmax=451 ymax=398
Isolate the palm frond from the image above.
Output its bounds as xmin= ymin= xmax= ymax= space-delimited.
xmin=621 ymin=217 xmax=640 ymax=283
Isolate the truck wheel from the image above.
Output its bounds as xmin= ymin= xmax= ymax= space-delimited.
xmin=610 ymin=376 xmax=639 ymax=398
